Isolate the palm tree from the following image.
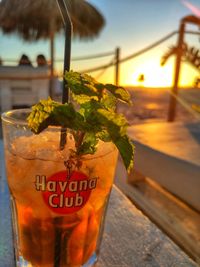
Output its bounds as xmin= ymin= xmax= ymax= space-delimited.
xmin=161 ymin=43 xmax=200 ymax=113
xmin=161 ymin=43 xmax=200 ymax=73
xmin=161 ymin=15 xmax=200 ymax=121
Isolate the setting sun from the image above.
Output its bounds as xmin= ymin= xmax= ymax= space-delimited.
xmin=131 ymin=60 xmax=174 ymax=88
xmin=120 ymin=55 xmax=198 ymax=88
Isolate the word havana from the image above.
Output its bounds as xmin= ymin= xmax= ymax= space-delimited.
xmin=35 ymin=171 xmax=98 ymax=214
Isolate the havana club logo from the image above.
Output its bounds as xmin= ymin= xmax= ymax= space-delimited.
xmin=34 ymin=170 xmax=98 ymax=214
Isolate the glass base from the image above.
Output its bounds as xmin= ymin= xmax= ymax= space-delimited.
xmin=83 ymin=252 xmax=97 ymax=267
xmin=17 ymin=252 xmax=98 ymax=267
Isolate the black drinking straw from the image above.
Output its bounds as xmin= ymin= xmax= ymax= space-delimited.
xmin=56 ymin=0 xmax=73 ymax=149
xmin=57 ymin=0 xmax=72 ymax=103
xmin=54 ymin=2 xmax=73 ymax=267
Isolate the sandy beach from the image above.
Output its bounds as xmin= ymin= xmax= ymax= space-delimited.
xmin=1 ymin=87 xmax=200 ymax=139
xmin=118 ymin=87 xmax=200 ymax=125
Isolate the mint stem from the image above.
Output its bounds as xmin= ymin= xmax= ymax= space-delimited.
xmin=76 ymin=131 xmax=85 ymax=154
xmin=59 ymin=128 xmax=67 ymax=150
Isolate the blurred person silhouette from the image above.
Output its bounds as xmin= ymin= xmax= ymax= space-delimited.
xmin=0 ymin=57 xmax=2 ymax=65
xmin=18 ymin=54 xmax=32 ymax=66
xmin=36 ymin=54 xmax=47 ymax=67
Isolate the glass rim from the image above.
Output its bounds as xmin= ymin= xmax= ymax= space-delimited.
xmin=1 ymin=109 xmax=67 ymax=131
xmin=1 ymin=108 xmax=31 ymax=126
xmin=1 ymin=109 xmax=117 ymax=160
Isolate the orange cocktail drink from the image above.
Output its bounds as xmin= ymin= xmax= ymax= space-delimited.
xmin=2 ymin=109 xmax=118 ymax=267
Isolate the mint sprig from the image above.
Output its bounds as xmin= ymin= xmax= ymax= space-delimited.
xmin=28 ymin=71 xmax=134 ymax=172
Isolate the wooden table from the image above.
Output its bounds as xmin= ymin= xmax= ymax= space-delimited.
xmin=0 ymin=140 xmax=198 ymax=267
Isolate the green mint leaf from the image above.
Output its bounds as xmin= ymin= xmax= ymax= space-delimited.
xmin=104 ymin=84 xmax=131 ymax=104
xmin=94 ymin=109 xmax=134 ymax=171
xmin=27 ymin=98 xmax=60 ymax=133
xmin=79 ymin=100 xmax=103 ymax=133
xmin=65 ymin=71 xmax=100 ymax=97
xmin=100 ymin=93 xmax=116 ymax=111
xmin=71 ymin=93 xmax=98 ymax=105
xmin=114 ymin=135 xmax=134 ymax=172
xmin=96 ymin=130 xmax=111 ymax=142
xmin=51 ymin=104 xmax=86 ymax=131
xmin=96 ymin=109 xmax=128 ymax=138
xmin=28 ymin=98 xmax=85 ymax=134
xmin=28 ymin=71 xmax=134 ymax=171
xmin=80 ymin=99 xmax=102 ymax=116
xmin=77 ymin=132 xmax=98 ymax=156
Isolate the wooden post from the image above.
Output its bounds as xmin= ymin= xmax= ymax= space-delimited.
xmin=115 ymin=47 xmax=120 ymax=86
xmin=167 ymin=22 xmax=185 ymax=122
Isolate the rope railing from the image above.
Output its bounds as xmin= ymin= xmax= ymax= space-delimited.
xmin=1 ymin=50 xmax=115 ymax=65
xmin=79 ymin=31 xmax=177 ymax=73
xmin=80 ymin=60 xmax=114 ymax=74
xmin=71 ymin=51 xmax=114 ymax=61
xmin=80 ymin=30 xmax=200 ymax=73
xmin=79 ymin=30 xmax=179 ymax=73
xmin=1 ymin=29 xmax=200 ymax=121
xmin=166 ymin=88 xmax=200 ymax=121
xmin=94 ymin=57 xmax=116 ymax=80
xmin=1 ymin=30 xmax=199 ymax=68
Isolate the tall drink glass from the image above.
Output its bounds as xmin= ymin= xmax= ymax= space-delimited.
xmin=2 ymin=109 xmax=118 ymax=267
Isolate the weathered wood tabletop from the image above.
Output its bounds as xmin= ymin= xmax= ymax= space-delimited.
xmin=128 ymin=121 xmax=200 ymax=165
xmin=0 ymin=140 xmax=198 ymax=267
xmin=128 ymin=122 xmax=200 ymax=212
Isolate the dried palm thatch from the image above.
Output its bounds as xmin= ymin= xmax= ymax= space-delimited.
xmin=0 ymin=0 xmax=105 ymax=96
xmin=0 ymin=0 xmax=105 ymax=41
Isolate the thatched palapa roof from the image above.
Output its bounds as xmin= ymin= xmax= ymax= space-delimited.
xmin=0 ymin=0 xmax=105 ymax=41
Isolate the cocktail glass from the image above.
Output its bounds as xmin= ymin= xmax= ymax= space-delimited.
xmin=2 ymin=108 xmax=118 ymax=267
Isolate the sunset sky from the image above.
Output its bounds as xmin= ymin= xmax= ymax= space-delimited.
xmin=0 ymin=0 xmax=200 ymax=87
